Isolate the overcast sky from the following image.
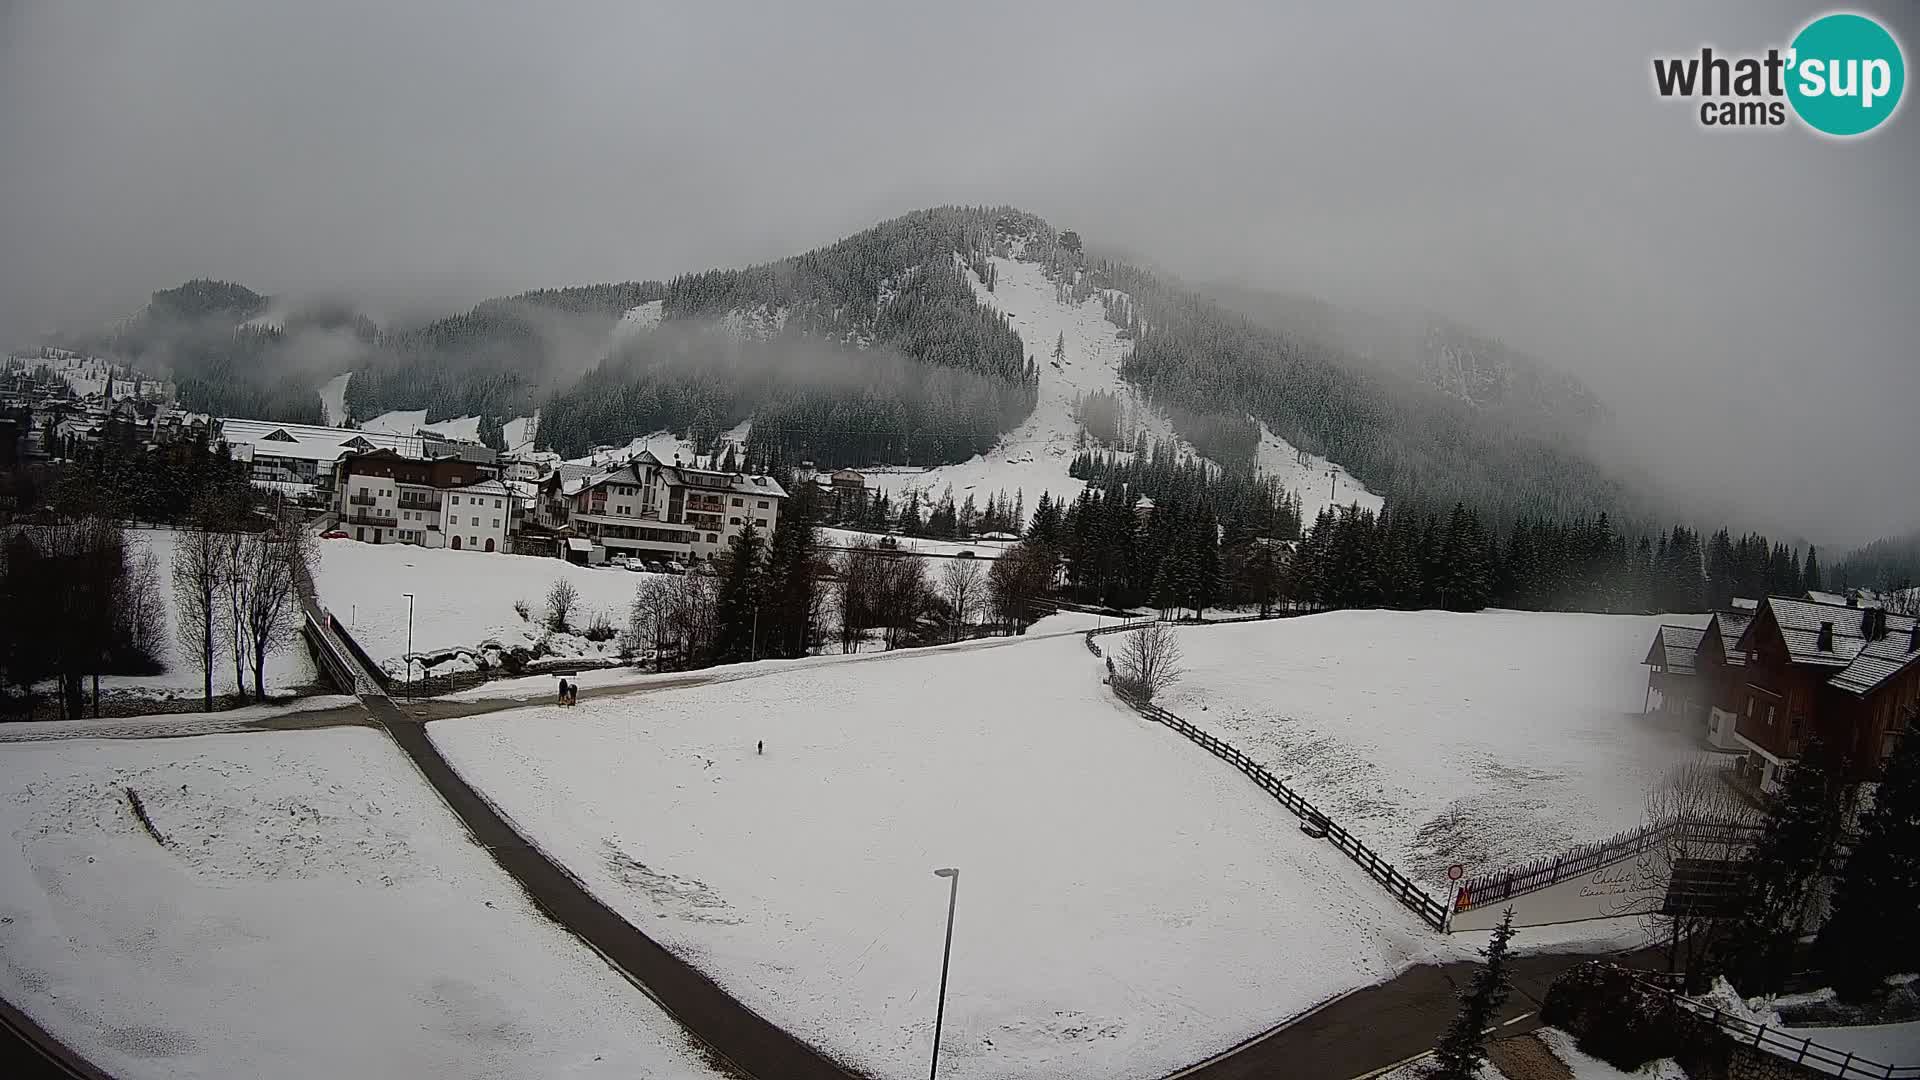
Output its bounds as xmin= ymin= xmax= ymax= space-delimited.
xmin=3 ymin=1 xmax=1915 ymax=543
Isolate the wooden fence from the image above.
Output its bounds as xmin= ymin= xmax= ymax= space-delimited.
xmin=1086 ymin=624 xmax=1449 ymax=930
xmin=1640 ymin=978 xmax=1920 ymax=1079
xmin=1455 ymin=818 xmax=1766 ymax=913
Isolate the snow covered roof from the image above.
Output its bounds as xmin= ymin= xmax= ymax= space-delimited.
xmin=1828 ymin=631 xmax=1920 ymax=696
xmin=448 ymin=478 xmax=512 ymax=498
xmin=220 ymin=418 xmax=424 ymax=463
xmin=1709 ymin=608 xmax=1755 ymax=668
xmin=1742 ymin=595 xmax=1920 ymax=696
xmin=1645 ymin=625 xmax=1705 ymax=674
xmin=1803 ymin=590 xmax=1850 ymax=607
xmin=566 ymin=538 xmax=592 ymax=552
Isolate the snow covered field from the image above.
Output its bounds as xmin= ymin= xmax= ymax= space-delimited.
xmin=362 ymin=408 xmax=482 ymax=443
xmin=1163 ymin=610 xmax=1710 ymax=886
xmin=432 ymin=633 xmax=1444 ymax=1080
xmin=870 ymin=256 xmax=1377 ymax=526
xmin=91 ymin=529 xmax=317 ymax=700
xmin=312 ymin=540 xmax=649 ymax=676
xmin=0 ymin=729 xmax=724 ymax=1080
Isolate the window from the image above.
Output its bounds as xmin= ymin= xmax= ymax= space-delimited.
xmin=731 ymin=497 xmax=743 ymax=506
xmin=493 ymin=499 xmax=502 ymax=509
xmin=472 ymin=516 xmax=480 ymax=526
xmin=1746 ymin=699 xmax=1754 ymax=718
xmin=491 ymin=519 xmax=499 ymax=528
xmin=1766 ymin=705 xmax=1776 ymax=726
xmin=469 ymin=537 xmax=477 ymax=547
xmin=706 ymin=533 xmax=717 ymax=544
xmin=730 ymin=517 xmax=741 ymax=526
xmin=757 ymin=500 xmax=768 ymax=509
xmin=452 ymin=495 xmax=460 ymax=505
xmin=756 ymin=519 xmax=768 ymax=529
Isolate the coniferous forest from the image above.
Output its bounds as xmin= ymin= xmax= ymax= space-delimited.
xmin=56 ymin=207 xmax=1920 ymax=588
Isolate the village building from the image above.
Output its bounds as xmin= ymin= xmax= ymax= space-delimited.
xmin=1724 ymin=595 xmax=1919 ymax=793
xmin=335 ymin=448 xmax=511 ymax=550
xmin=220 ymin=418 xmax=495 ymax=503
xmin=532 ymin=450 xmax=785 ymax=565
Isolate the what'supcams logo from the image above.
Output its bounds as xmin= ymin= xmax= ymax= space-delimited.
xmin=1653 ymin=12 xmax=1905 ymax=136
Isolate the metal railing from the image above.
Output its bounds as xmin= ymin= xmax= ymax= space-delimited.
xmin=1455 ymin=818 xmax=1766 ymax=912
xmin=1641 ymin=978 xmax=1920 ymax=1079
xmin=1086 ymin=622 xmax=1449 ymax=930
xmin=346 ymin=509 xmax=397 ymax=526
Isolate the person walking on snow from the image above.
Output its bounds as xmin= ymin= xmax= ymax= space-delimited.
xmin=558 ymin=678 xmax=571 ymax=707
xmin=756 ymin=740 xmax=763 ymax=755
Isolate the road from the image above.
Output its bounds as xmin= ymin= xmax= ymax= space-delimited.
xmin=1169 ymin=946 xmax=1664 ymax=1080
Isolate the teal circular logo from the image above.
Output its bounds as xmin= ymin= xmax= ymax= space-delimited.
xmin=1787 ymin=13 xmax=1905 ymax=136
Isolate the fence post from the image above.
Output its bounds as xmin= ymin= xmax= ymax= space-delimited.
xmin=1753 ymin=1024 xmax=1766 ymax=1048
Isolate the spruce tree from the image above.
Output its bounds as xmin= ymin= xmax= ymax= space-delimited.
xmin=1803 ymin=546 xmax=1824 ymax=594
xmin=1432 ymin=909 xmax=1517 ymax=1080
xmin=1815 ymin=709 xmax=1919 ymax=1001
xmin=712 ymin=521 xmax=765 ymax=663
xmin=1721 ymin=735 xmax=1855 ymax=993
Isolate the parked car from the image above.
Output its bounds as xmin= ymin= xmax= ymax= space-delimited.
xmin=627 ymin=560 xmax=648 ymax=572
xmin=607 ymin=555 xmax=631 ymax=569
xmin=320 ymin=529 xmax=349 ymax=539
xmin=956 ymin=550 xmax=974 ymax=558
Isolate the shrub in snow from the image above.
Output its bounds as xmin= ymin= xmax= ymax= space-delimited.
xmin=513 ymin=598 xmax=530 ymax=621
xmin=583 ymin=611 xmax=616 ymax=643
xmin=1541 ymin=962 xmax=1724 ymax=1075
xmin=545 ymin=580 xmax=578 ymax=633
xmin=1115 ymin=623 xmax=1183 ymax=701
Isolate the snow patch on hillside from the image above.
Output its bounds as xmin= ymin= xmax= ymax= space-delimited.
xmin=871 ymin=255 xmax=1376 ymax=527
xmin=318 ymin=372 xmax=351 ymax=426
xmin=611 ymin=299 xmax=664 ymax=343
xmin=501 ymin=412 xmax=538 ymax=454
xmin=1253 ymin=419 xmax=1382 ymax=520
xmin=719 ymin=304 xmax=788 ymax=341
xmin=872 ymin=256 xmax=1181 ymax=517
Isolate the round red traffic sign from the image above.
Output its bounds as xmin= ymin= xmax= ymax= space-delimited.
xmin=1447 ymin=863 xmax=1465 ymax=882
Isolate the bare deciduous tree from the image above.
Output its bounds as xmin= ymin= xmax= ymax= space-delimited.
xmin=1115 ymin=622 xmax=1183 ymax=700
xmin=941 ymin=558 xmax=984 ymax=641
xmin=1636 ymin=759 xmax=1763 ymax=984
xmin=628 ymin=573 xmax=717 ymax=670
xmin=173 ymin=512 xmax=230 ymax=712
xmin=546 ymin=578 xmax=579 ymax=632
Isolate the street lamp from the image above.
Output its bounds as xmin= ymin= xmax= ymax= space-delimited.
xmin=929 ymin=867 xmax=959 ymax=1080
xmin=401 ymin=592 xmax=415 ymax=704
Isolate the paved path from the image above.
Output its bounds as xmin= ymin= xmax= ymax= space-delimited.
xmin=305 ymin=606 xmax=863 ymax=1080
xmin=1169 ymin=946 xmax=1664 ymax=1080
xmin=0 ymin=993 xmax=116 ymax=1080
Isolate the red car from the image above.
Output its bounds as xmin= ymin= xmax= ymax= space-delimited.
xmin=321 ymin=529 xmax=350 ymax=539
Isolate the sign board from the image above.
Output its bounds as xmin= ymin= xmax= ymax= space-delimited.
xmin=1447 ymin=864 xmax=1465 ymax=882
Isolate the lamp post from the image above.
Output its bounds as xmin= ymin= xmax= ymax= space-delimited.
xmin=929 ymin=867 xmax=959 ymax=1080
xmin=401 ymin=592 xmax=415 ymax=703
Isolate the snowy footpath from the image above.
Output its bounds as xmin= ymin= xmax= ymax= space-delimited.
xmin=0 ymin=729 xmax=726 ymax=1079
xmin=1163 ymin=609 xmax=1711 ymax=887
xmin=432 ymin=633 xmax=1449 ymax=1080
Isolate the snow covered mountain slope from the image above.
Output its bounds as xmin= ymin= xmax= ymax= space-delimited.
xmin=318 ymin=371 xmax=351 ymax=426
xmin=872 ymin=255 xmax=1378 ymax=523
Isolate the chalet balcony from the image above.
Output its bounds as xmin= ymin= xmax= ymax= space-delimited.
xmin=347 ymin=509 xmax=397 ymax=526
xmin=348 ymin=493 xmax=378 ymax=507
xmin=399 ymin=496 xmax=443 ymax=511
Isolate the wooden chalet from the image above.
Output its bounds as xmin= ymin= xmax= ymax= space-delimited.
xmin=1727 ymin=596 xmax=1920 ymax=792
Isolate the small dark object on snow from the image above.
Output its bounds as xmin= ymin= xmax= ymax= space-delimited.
xmin=557 ymin=679 xmax=570 ymax=706
xmin=757 ymin=740 xmax=763 ymax=755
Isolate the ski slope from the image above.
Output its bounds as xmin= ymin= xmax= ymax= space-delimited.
xmin=318 ymin=371 xmax=351 ymax=426
xmin=0 ymin=729 xmax=724 ymax=1080
xmin=872 ymin=256 xmax=1376 ymax=526
xmin=432 ymin=633 xmax=1446 ymax=1080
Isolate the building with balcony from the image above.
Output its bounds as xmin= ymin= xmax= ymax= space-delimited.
xmin=535 ymin=450 xmax=785 ymax=564
xmin=1724 ymin=595 xmax=1920 ymax=793
xmin=335 ymin=448 xmax=510 ymax=550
